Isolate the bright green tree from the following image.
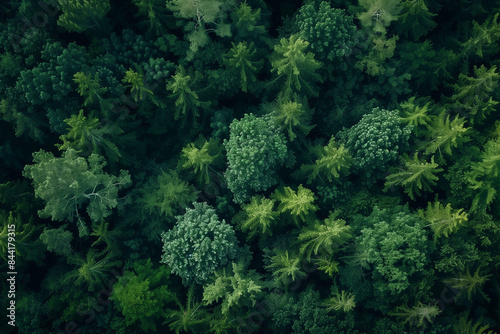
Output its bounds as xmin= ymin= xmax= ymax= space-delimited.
xmin=299 ymin=137 xmax=352 ymax=183
xmin=461 ymin=13 xmax=500 ymax=59
xmin=23 ymin=149 xmax=131 ymax=236
xmin=160 ymin=202 xmax=239 ymax=285
xmin=73 ymin=72 xmax=111 ymax=114
xmin=424 ymin=112 xmax=469 ymax=161
xmin=239 ymin=195 xmax=279 ymax=240
xmin=122 ymin=69 xmax=157 ymax=104
xmin=272 ymin=185 xmax=318 ymax=225
xmin=180 ymin=137 xmax=222 ymax=185
xmin=270 ymin=34 xmax=323 ymax=100
xmin=271 ymin=98 xmax=314 ymax=141
xmin=203 ymin=261 xmax=264 ymax=315
xmin=398 ymin=97 xmax=433 ymax=136
xmin=384 ymin=154 xmax=443 ymax=200
xmin=231 ymin=1 xmax=266 ymax=38
xmin=390 ymin=301 xmax=441 ymax=328
xmin=265 ymin=249 xmax=306 ymax=287
xmin=419 ymin=201 xmax=468 ymax=239
xmin=57 ymin=0 xmax=111 ymax=33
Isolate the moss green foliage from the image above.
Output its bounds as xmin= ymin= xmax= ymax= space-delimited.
xmin=224 ymin=113 xmax=288 ymax=203
xmin=23 ymin=149 xmax=131 ymax=235
xmin=57 ymin=0 xmax=111 ymax=33
xmin=111 ymin=259 xmax=173 ymax=332
xmin=294 ymin=1 xmax=358 ymax=71
xmin=3 ymin=1 xmax=500 ymax=332
xmin=160 ymin=202 xmax=238 ymax=285
xmin=224 ymin=41 xmax=263 ymax=92
xmin=270 ymin=34 xmax=323 ymax=99
xmin=273 ymin=185 xmax=318 ymax=225
xmin=468 ymin=138 xmax=500 ymax=212
xmin=299 ymin=137 xmax=352 ymax=183
xmin=343 ymin=206 xmax=434 ymax=312
xmin=344 ymin=107 xmax=412 ymax=180
xmin=385 ymin=154 xmax=443 ymax=200
xmin=139 ymin=169 xmax=198 ymax=218
xmin=202 ymin=261 xmax=263 ymax=315
xmin=420 ymin=201 xmax=468 ymax=239
xmin=239 ymin=195 xmax=278 ymax=240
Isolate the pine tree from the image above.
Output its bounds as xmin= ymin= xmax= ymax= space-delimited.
xmin=424 ymin=112 xmax=469 ymax=161
xmin=419 ymin=201 xmax=468 ymax=239
xmin=239 ymin=195 xmax=279 ymax=240
xmin=57 ymin=0 xmax=111 ymax=33
xmin=272 ymin=185 xmax=318 ymax=225
xmin=224 ymin=41 xmax=263 ymax=92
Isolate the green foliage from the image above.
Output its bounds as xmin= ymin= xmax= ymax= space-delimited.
xmin=451 ymin=65 xmax=500 ymax=124
xmin=122 ymin=68 xmax=156 ymax=103
xmin=167 ymin=0 xmax=233 ymax=55
xmin=424 ymin=112 xmax=470 ymax=161
xmin=452 ymin=312 xmax=496 ymax=334
xmin=224 ymin=113 xmax=288 ymax=203
xmin=444 ymin=267 xmax=492 ymax=302
xmin=294 ymin=1 xmax=358 ymax=71
xmin=390 ymin=301 xmax=441 ymax=327
xmin=273 ymin=185 xmax=318 ymax=225
xmin=395 ymin=0 xmax=436 ymax=40
xmin=239 ymin=195 xmax=279 ymax=240
xmin=461 ymin=13 xmax=500 ymax=59
xmin=0 ymin=211 xmax=38 ymax=261
xmin=73 ymin=72 xmax=109 ymax=109
xmin=64 ymin=249 xmax=121 ymax=291
xmin=160 ymin=202 xmax=238 ymax=285
xmin=357 ymin=0 xmax=402 ymax=35
xmin=57 ymin=0 xmax=111 ymax=33
xmin=23 ymin=149 xmax=131 ymax=236
xmin=265 ymin=249 xmax=306 ymax=287
xmin=224 ymin=41 xmax=263 ymax=92
xmin=323 ymin=287 xmax=356 ymax=313
xmin=39 ymin=226 xmax=73 ymax=257
xmin=203 ymin=261 xmax=264 ymax=314
xmin=165 ymin=285 xmax=209 ymax=334
xmin=271 ymin=98 xmax=314 ymax=141
xmin=270 ymin=34 xmax=323 ymax=100
xmin=419 ymin=201 xmax=468 ymax=239
xmin=139 ymin=169 xmax=198 ymax=218
xmin=56 ymin=110 xmax=123 ymax=163
xmin=344 ymin=107 xmax=412 ymax=180
xmin=166 ymin=65 xmax=209 ymax=121
xmin=111 ymin=259 xmax=173 ymax=332
xmin=344 ymin=206 xmax=434 ymax=311
xmin=467 ymin=138 xmax=500 ymax=212
xmin=298 ymin=214 xmax=352 ymax=258
xmin=132 ymin=0 xmax=171 ymax=36
xmin=231 ymin=1 xmax=266 ymax=38
xmin=180 ymin=137 xmax=222 ymax=185
xmin=355 ymin=35 xmax=398 ymax=76
xmin=384 ymin=154 xmax=443 ymax=200
xmin=299 ymin=137 xmax=352 ymax=183
xmin=398 ymin=97 xmax=433 ymax=136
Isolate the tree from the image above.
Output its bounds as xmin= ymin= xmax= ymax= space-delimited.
xmin=231 ymin=1 xmax=266 ymax=39
xmin=56 ymin=110 xmax=123 ymax=163
xmin=23 ymin=149 xmax=131 ymax=236
xmin=160 ymin=202 xmax=239 ymax=285
xmin=450 ymin=65 xmax=499 ymax=124
xmin=166 ymin=285 xmax=209 ymax=334
xmin=139 ymin=169 xmax=198 ymax=218
xmin=265 ymin=249 xmax=306 ymax=287
xmin=180 ymin=137 xmax=222 ymax=185
xmin=343 ymin=107 xmax=412 ymax=180
xmin=39 ymin=226 xmax=73 ymax=257
xmin=270 ymin=34 xmax=323 ymax=100
xmin=57 ymin=0 xmax=111 ymax=33
xmin=419 ymin=201 xmax=468 ymax=239
xmin=299 ymin=137 xmax=352 ymax=183
xmin=166 ymin=0 xmax=234 ymax=56
xmin=122 ymin=69 xmax=157 ymax=104
xmin=395 ymin=0 xmax=437 ymax=40
xmin=203 ymin=261 xmax=264 ymax=315
xmin=384 ymin=154 xmax=443 ymax=200
xmin=390 ymin=301 xmax=441 ymax=328
xmin=444 ymin=267 xmax=492 ymax=303
xmin=272 ymin=185 xmax=318 ymax=225
xmin=166 ymin=65 xmax=209 ymax=122
xmin=357 ymin=0 xmax=402 ymax=35
xmin=224 ymin=41 xmax=263 ymax=92
xmin=467 ymin=138 xmax=500 ymax=212
xmin=73 ymin=72 xmax=112 ymax=114
xmin=271 ymin=98 xmax=314 ymax=142
xmin=424 ymin=112 xmax=470 ymax=161
xmin=239 ymin=195 xmax=279 ymax=240
xmin=224 ymin=113 xmax=288 ymax=203
xmin=342 ymin=206 xmax=434 ymax=312
xmin=298 ymin=214 xmax=352 ymax=259
xmin=461 ymin=13 xmax=500 ymax=59
xmin=398 ymin=97 xmax=433 ymax=137
xmin=294 ymin=1 xmax=358 ymax=72
xmin=111 ymin=259 xmax=174 ymax=332
xmin=323 ymin=287 xmax=356 ymax=313
xmin=132 ymin=0 xmax=172 ymax=36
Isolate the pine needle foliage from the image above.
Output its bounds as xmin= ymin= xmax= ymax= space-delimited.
xmin=240 ymin=195 xmax=279 ymax=240
xmin=390 ymin=301 xmax=441 ymax=328
xmin=385 ymin=154 xmax=443 ymax=200
xmin=273 ymin=185 xmax=318 ymax=225
xmin=444 ymin=267 xmax=492 ymax=302
xmin=419 ymin=201 xmax=468 ymax=239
